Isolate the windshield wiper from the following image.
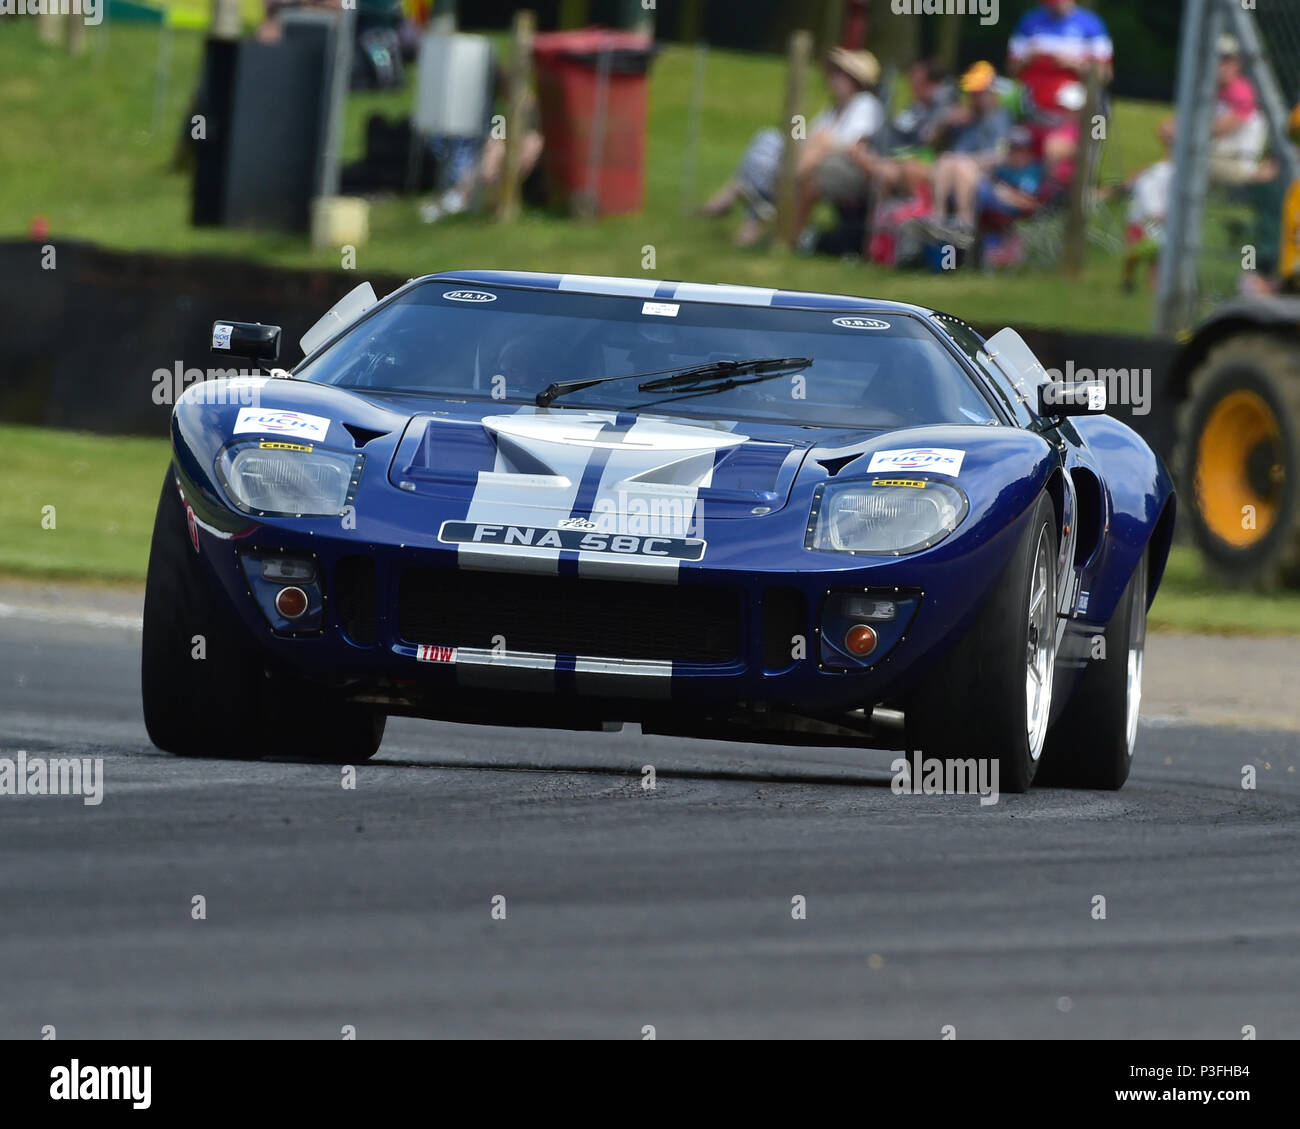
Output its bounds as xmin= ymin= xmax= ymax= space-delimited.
xmin=535 ymin=356 xmax=813 ymax=407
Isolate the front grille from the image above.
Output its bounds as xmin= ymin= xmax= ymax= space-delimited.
xmin=761 ymin=586 xmax=807 ymax=672
xmin=335 ymin=556 xmax=377 ymax=645
xmin=398 ymin=568 xmax=741 ymax=664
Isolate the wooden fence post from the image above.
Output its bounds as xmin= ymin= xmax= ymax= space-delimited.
xmin=774 ymin=30 xmax=813 ymax=250
xmin=1063 ymin=63 xmax=1102 ymax=278
xmin=496 ymin=10 xmax=536 ymax=224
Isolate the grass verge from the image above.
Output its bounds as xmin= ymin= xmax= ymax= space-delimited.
xmin=0 ymin=425 xmax=166 ymax=582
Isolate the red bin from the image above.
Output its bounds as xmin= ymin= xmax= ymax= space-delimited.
xmin=532 ymin=28 xmax=656 ymax=217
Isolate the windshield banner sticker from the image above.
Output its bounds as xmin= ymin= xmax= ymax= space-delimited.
xmin=866 ymin=447 xmax=966 ymax=475
xmin=832 ymin=316 xmax=891 ymax=330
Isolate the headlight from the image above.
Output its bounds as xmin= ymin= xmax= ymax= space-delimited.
xmin=220 ymin=444 xmax=361 ymax=516
xmin=808 ymin=478 xmax=968 ymax=555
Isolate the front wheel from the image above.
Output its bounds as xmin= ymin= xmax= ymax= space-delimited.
xmin=141 ymin=470 xmax=385 ymax=763
xmin=905 ymin=492 xmax=1058 ymax=793
xmin=142 ymin=472 xmax=265 ymax=758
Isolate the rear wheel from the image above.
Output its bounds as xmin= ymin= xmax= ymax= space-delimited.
xmin=141 ymin=471 xmax=384 ymax=762
xmin=1175 ymin=334 xmax=1300 ymax=588
xmin=1037 ymin=550 xmax=1147 ymax=789
xmin=905 ymin=493 xmax=1058 ymax=793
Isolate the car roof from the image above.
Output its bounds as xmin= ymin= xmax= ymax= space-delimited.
xmin=424 ymin=269 xmax=940 ymax=317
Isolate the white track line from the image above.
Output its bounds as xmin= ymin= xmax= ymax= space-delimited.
xmin=0 ymin=602 xmax=142 ymax=632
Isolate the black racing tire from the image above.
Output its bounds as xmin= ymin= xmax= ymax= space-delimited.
xmin=1173 ymin=333 xmax=1300 ymax=589
xmin=265 ymin=676 xmax=387 ymax=765
xmin=141 ymin=470 xmax=385 ymax=763
xmin=904 ymin=492 xmax=1058 ymax=794
xmin=142 ymin=471 xmax=268 ymax=758
xmin=1036 ymin=549 xmax=1147 ymax=790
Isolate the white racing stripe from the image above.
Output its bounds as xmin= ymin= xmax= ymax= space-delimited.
xmin=574 ymin=657 xmax=672 ymax=698
xmin=671 ymin=282 xmax=776 ymax=306
xmin=453 ymin=648 xmax=557 ymax=692
xmin=572 ymin=416 xmax=743 ymax=582
xmin=557 ymin=274 xmax=662 ymax=298
xmin=461 ymin=412 xmax=744 ymax=581
xmin=458 ymin=412 xmax=612 ymax=573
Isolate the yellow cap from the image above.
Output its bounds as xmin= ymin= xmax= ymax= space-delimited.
xmin=961 ymin=60 xmax=996 ymax=93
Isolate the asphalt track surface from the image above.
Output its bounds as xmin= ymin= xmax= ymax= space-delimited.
xmin=2 ymin=607 xmax=1298 ymax=1039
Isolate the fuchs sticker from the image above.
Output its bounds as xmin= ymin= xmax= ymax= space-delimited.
xmin=212 ymin=323 xmax=234 ymax=350
xmin=233 ymin=407 xmax=331 ymax=442
xmin=641 ymin=301 xmax=679 ymax=317
xmin=259 ymin=440 xmax=313 ymax=452
xmin=416 ymin=644 xmax=457 ymax=663
xmin=442 ymin=289 xmax=497 ymax=303
xmin=440 ymin=521 xmax=706 ymax=561
xmin=866 ymin=447 xmax=965 ymax=476
xmin=832 ymin=316 xmax=891 ymax=330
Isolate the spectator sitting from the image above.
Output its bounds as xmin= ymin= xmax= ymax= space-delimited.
xmin=886 ymin=60 xmax=960 ymax=159
xmin=979 ymin=127 xmax=1044 ymax=222
xmin=420 ymin=78 xmax=545 ymax=223
xmin=1245 ymin=103 xmax=1300 ymax=295
xmin=698 ymin=48 xmax=883 ymax=247
xmin=1007 ymin=0 xmax=1113 ymax=183
xmin=821 ymin=59 xmax=956 ymax=223
xmin=1121 ymin=118 xmax=1175 ymax=293
xmin=1209 ymin=34 xmax=1268 ymax=188
xmin=910 ymin=61 xmax=1014 ymax=250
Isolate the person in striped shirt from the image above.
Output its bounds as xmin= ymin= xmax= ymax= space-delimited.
xmin=1006 ymin=0 xmax=1113 ymax=183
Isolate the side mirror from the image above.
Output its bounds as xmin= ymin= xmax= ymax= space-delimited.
xmin=212 ymin=321 xmax=281 ymax=363
xmin=1037 ymin=380 xmax=1107 ymax=417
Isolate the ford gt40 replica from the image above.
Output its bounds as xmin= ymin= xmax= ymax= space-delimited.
xmin=142 ymin=271 xmax=1174 ymax=791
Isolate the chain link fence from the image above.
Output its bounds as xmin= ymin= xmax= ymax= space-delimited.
xmin=1157 ymin=0 xmax=1300 ymax=333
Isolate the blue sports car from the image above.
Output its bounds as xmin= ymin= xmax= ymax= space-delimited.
xmin=142 ymin=271 xmax=1175 ymax=791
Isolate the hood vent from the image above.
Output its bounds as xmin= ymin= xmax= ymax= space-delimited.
xmin=816 ymin=452 xmax=864 ymax=477
xmin=390 ymin=409 xmax=809 ymax=519
xmin=344 ymin=423 xmax=388 ymax=447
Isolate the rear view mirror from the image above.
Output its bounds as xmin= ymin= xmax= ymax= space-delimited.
xmin=211 ymin=321 xmax=281 ymax=363
xmin=299 ymin=281 xmax=378 ymax=357
xmin=1038 ymin=380 xmax=1107 ymax=417
xmin=984 ymin=327 xmax=1106 ymax=419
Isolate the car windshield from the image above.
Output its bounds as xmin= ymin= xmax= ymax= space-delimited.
xmin=296 ymin=281 xmax=999 ymax=430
